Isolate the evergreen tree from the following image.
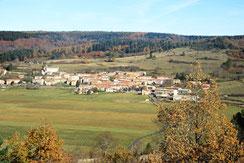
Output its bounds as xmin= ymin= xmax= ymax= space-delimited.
xmin=149 ymin=51 xmax=153 ymax=58
xmin=76 ymin=80 xmax=81 ymax=87
xmin=6 ymin=64 xmax=13 ymax=71
xmin=143 ymin=143 xmax=152 ymax=155
xmin=87 ymin=89 xmax=91 ymax=95
xmin=231 ymin=109 xmax=244 ymax=142
xmin=221 ymin=58 xmax=232 ymax=70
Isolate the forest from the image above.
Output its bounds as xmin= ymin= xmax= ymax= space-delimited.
xmin=0 ymin=31 xmax=243 ymax=63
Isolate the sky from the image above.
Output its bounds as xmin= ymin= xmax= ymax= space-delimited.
xmin=0 ymin=0 xmax=243 ymax=35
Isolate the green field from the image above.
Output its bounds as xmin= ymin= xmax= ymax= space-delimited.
xmin=0 ymin=88 xmax=156 ymax=153
xmin=218 ymin=80 xmax=244 ymax=95
xmin=0 ymin=88 xmax=242 ymax=154
xmin=38 ymin=48 xmax=228 ymax=75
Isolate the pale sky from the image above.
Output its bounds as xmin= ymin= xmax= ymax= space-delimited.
xmin=0 ymin=0 xmax=243 ymax=35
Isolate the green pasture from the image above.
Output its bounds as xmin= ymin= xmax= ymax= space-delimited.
xmin=44 ymin=48 xmax=228 ymax=75
xmin=0 ymin=88 xmax=242 ymax=154
xmin=0 ymin=88 xmax=156 ymax=153
xmin=218 ymin=80 xmax=244 ymax=95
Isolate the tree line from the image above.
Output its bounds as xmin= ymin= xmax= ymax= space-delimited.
xmin=0 ymin=31 xmax=242 ymax=62
xmin=0 ymin=31 xmax=31 ymax=41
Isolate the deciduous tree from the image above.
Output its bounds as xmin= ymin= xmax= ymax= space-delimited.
xmin=103 ymin=145 xmax=135 ymax=163
xmin=151 ymin=62 xmax=243 ymax=162
xmin=7 ymin=132 xmax=29 ymax=163
xmin=93 ymin=131 xmax=115 ymax=157
xmin=0 ymin=136 xmax=9 ymax=163
xmin=7 ymin=122 xmax=72 ymax=162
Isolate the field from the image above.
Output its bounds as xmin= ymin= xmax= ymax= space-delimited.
xmin=218 ymin=80 xmax=244 ymax=95
xmin=0 ymin=88 xmax=242 ymax=154
xmin=14 ymin=47 xmax=227 ymax=75
xmin=1 ymin=47 xmax=243 ymax=155
xmin=0 ymin=88 xmax=157 ymax=153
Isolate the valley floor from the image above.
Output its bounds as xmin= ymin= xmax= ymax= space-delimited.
xmin=0 ymin=88 xmax=242 ymax=154
xmin=0 ymin=88 xmax=156 ymax=153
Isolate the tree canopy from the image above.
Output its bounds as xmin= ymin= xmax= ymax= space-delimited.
xmin=150 ymin=62 xmax=243 ymax=162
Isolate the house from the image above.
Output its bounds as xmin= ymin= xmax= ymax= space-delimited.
xmin=137 ymin=76 xmax=152 ymax=80
xmin=157 ymin=76 xmax=173 ymax=80
xmin=6 ymin=79 xmax=20 ymax=85
xmin=34 ymin=76 xmax=43 ymax=79
xmin=0 ymin=80 xmax=5 ymax=85
xmin=42 ymin=66 xmax=59 ymax=75
xmin=69 ymin=75 xmax=79 ymax=81
xmin=145 ymin=86 xmax=156 ymax=90
xmin=67 ymin=80 xmax=77 ymax=86
xmin=173 ymin=79 xmax=181 ymax=84
xmin=78 ymin=89 xmax=88 ymax=94
xmin=154 ymin=88 xmax=178 ymax=98
xmin=0 ymin=69 xmax=7 ymax=76
xmin=60 ymin=78 xmax=67 ymax=83
xmin=153 ymin=89 xmax=171 ymax=98
xmin=77 ymin=88 xmax=93 ymax=95
xmin=105 ymin=87 xmax=114 ymax=93
xmin=32 ymin=79 xmax=44 ymax=85
xmin=44 ymin=79 xmax=60 ymax=86
xmin=202 ymin=84 xmax=210 ymax=89
xmin=141 ymin=89 xmax=151 ymax=95
xmin=61 ymin=73 xmax=70 ymax=79
xmin=78 ymin=85 xmax=93 ymax=90
xmin=125 ymin=71 xmax=146 ymax=76
xmin=178 ymin=88 xmax=192 ymax=95
xmin=153 ymin=79 xmax=164 ymax=85
xmin=173 ymin=95 xmax=198 ymax=102
xmin=18 ymin=74 xmax=25 ymax=79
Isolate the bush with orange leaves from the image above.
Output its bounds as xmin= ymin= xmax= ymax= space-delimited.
xmin=102 ymin=145 xmax=137 ymax=163
xmin=7 ymin=121 xmax=72 ymax=162
xmin=151 ymin=62 xmax=243 ymax=162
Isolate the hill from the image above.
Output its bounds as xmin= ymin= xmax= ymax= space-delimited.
xmin=0 ymin=31 xmax=244 ymax=63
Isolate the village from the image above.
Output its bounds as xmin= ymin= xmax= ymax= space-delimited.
xmin=0 ymin=65 xmax=210 ymax=101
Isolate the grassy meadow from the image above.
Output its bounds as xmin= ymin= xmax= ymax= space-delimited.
xmin=0 ymin=88 xmax=157 ymax=153
xmin=43 ymin=48 xmax=228 ymax=75
xmin=0 ymin=88 xmax=242 ymax=154
xmin=218 ymin=80 xmax=244 ymax=95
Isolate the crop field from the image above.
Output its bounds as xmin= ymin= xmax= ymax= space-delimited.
xmin=0 ymin=88 xmax=242 ymax=154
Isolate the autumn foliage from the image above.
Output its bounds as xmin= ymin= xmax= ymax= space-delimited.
xmin=0 ymin=136 xmax=9 ymax=163
xmin=102 ymin=145 xmax=136 ymax=163
xmin=151 ymin=62 xmax=243 ymax=162
xmin=6 ymin=122 xmax=72 ymax=162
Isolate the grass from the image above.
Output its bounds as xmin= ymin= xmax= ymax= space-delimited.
xmin=0 ymin=88 xmax=156 ymax=153
xmin=41 ymin=48 xmax=228 ymax=75
xmin=218 ymin=105 xmax=243 ymax=120
xmin=218 ymin=80 xmax=244 ymax=95
xmin=0 ymin=88 xmax=242 ymax=154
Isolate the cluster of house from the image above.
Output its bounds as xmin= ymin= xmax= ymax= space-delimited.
xmin=0 ymin=66 xmax=211 ymax=101
xmin=30 ymin=66 xmax=181 ymax=94
xmin=0 ymin=69 xmax=25 ymax=85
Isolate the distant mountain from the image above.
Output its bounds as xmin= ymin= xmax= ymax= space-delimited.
xmin=0 ymin=31 xmax=243 ymax=63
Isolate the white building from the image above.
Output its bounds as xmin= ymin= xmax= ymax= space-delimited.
xmin=32 ymin=79 xmax=44 ymax=85
xmin=0 ymin=80 xmax=5 ymax=85
xmin=173 ymin=95 xmax=198 ymax=102
xmin=6 ymin=79 xmax=20 ymax=85
xmin=42 ymin=66 xmax=59 ymax=75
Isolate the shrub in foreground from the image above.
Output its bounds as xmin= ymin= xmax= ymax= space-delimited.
xmin=7 ymin=122 xmax=72 ymax=162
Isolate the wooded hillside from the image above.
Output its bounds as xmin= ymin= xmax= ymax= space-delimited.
xmin=0 ymin=31 xmax=243 ymax=63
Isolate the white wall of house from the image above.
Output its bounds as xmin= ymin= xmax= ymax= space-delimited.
xmin=0 ymin=80 xmax=5 ymax=85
